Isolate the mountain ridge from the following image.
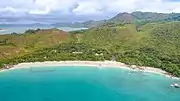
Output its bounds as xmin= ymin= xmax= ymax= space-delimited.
xmin=55 ymin=11 xmax=180 ymax=28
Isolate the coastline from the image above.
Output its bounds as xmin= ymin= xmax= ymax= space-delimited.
xmin=1 ymin=61 xmax=179 ymax=80
xmin=0 ymin=29 xmax=4 ymax=31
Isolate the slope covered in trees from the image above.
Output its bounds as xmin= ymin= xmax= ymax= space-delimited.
xmin=0 ymin=28 xmax=68 ymax=59
xmin=1 ymin=21 xmax=180 ymax=77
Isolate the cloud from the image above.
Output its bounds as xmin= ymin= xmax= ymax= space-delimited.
xmin=72 ymin=1 xmax=104 ymax=15
xmin=132 ymin=0 xmax=180 ymax=13
xmin=29 ymin=7 xmax=50 ymax=15
xmin=1 ymin=0 xmax=180 ymax=15
xmin=1 ymin=0 xmax=180 ymax=22
xmin=0 ymin=7 xmax=18 ymax=13
xmin=30 ymin=0 xmax=73 ymax=14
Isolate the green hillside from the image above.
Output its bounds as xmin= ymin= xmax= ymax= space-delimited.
xmin=1 ymin=21 xmax=180 ymax=76
xmin=0 ymin=29 xmax=68 ymax=59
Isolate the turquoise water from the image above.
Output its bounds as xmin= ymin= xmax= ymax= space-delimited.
xmin=0 ymin=66 xmax=180 ymax=101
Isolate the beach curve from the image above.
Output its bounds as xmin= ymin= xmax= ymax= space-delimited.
xmin=1 ymin=61 xmax=180 ymax=80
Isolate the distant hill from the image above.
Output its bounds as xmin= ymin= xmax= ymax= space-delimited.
xmin=58 ymin=12 xmax=180 ymax=28
xmin=52 ymin=20 xmax=105 ymax=28
xmin=109 ymin=12 xmax=168 ymax=22
xmin=0 ymin=28 xmax=68 ymax=59
xmin=0 ymin=23 xmax=50 ymax=27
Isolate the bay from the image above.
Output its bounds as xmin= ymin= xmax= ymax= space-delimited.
xmin=0 ymin=25 xmax=87 ymax=34
xmin=0 ymin=66 xmax=180 ymax=101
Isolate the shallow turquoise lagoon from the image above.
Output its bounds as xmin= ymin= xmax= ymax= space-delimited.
xmin=0 ymin=66 xmax=180 ymax=101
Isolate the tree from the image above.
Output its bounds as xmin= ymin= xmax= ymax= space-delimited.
xmin=0 ymin=61 xmax=4 ymax=68
xmin=11 ymin=32 xmax=18 ymax=35
xmin=25 ymin=29 xmax=36 ymax=34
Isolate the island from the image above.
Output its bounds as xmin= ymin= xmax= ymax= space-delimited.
xmin=0 ymin=28 xmax=4 ymax=31
xmin=0 ymin=12 xmax=180 ymax=79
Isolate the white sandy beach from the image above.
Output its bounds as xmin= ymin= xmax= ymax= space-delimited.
xmin=1 ymin=61 xmax=179 ymax=80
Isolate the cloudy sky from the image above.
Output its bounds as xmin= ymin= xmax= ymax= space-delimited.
xmin=1 ymin=0 xmax=180 ymax=24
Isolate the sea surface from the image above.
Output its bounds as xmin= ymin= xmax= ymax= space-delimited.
xmin=0 ymin=25 xmax=87 ymax=34
xmin=0 ymin=66 xmax=180 ymax=101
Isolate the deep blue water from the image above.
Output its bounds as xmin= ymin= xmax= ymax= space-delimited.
xmin=0 ymin=66 xmax=180 ymax=101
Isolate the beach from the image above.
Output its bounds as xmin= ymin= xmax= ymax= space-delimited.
xmin=1 ymin=61 xmax=180 ymax=101
xmin=1 ymin=61 xmax=179 ymax=80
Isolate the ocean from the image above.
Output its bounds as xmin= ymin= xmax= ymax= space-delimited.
xmin=0 ymin=66 xmax=180 ymax=101
xmin=0 ymin=26 xmax=87 ymax=34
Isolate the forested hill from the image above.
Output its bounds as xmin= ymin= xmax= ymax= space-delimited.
xmin=55 ymin=12 xmax=180 ymax=28
xmin=109 ymin=12 xmax=168 ymax=22
xmin=108 ymin=12 xmax=180 ymax=25
xmin=0 ymin=29 xmax=68 ymax=59
xmin=1 ymin=21 xmax=180 ymax=77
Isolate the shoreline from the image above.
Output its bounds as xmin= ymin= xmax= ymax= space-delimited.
xmin=1 ymin=61 xmax=179 ymax=80
xmin=0 ymin=29 xmax=4 ymax=32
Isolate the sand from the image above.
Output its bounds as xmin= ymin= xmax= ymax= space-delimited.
xmin=1 ymin=61 xmax=179 ymax=80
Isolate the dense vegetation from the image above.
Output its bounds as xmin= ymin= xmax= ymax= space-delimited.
xmin=0 ymin=12 xmax=180 ymax=77
xmin=1 ymin=43 xmax=110 ymax=64
xmin=0 ymin=28 xmax=68 ymax=59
